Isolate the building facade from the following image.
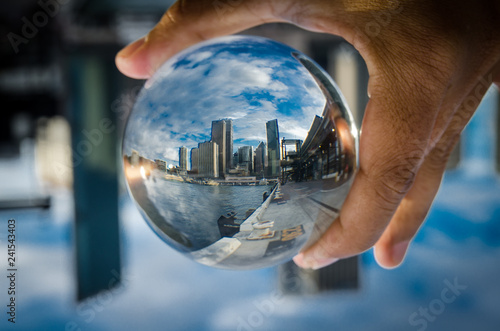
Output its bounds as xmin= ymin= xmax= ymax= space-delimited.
xmin=254 ymin=142 xmax=267 ymax=176
xmin=154 ymin=159 xmax=167 ymax=171
xmin=179 ymin=146 xmax=188 ymax=170
xmin=238 ymin=145 xmax=254 ymax=174
xmin=211 ymin=119 xmax=233 ymax=177
xmin=266 ymin=119 xmax=280 ymax=177
xmin=225 ymin=119 xmax=233 ymax=170
xmin=198 ymin=141 xmax=219 ymax=178
xmin=190 ymin=148 xmax=199 ymax=173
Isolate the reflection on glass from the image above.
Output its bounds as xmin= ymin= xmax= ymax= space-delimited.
xmin=122 ymin=36 xmax=358 ymax=269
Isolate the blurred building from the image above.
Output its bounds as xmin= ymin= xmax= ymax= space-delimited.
xmin=35 ymin=116 xmax=73 ymax=187
xmin=131 ymin=149 xmax=140 ymax=166
xmin=154 ymin=159 xmax=166 ymax=171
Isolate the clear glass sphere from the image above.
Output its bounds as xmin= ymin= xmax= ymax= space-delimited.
xmin=122 ymin=35 xmax=358 ymax=270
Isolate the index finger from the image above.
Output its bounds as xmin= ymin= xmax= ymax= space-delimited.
xmin=115 ymin=0 xmax=285 ymax=79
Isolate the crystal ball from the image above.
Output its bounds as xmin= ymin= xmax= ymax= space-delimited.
xmin=122 ymin=35 xmax=358 ymax=270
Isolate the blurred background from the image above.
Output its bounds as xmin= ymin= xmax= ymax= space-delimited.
xmin=0 ymin=0 xmax=499 ymax=330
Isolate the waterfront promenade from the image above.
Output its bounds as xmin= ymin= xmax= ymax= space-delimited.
xmin=191 ymin=178 xmax=352 ymax=269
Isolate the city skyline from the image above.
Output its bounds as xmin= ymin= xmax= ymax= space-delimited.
xmin=178 ymin=118 xmax=281 ymax=178
xmin=125 ymin=99 xmax=354 ymax=184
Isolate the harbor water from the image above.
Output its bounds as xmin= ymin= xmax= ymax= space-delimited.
xmin=143 ymin=176 xmax=273 ymax=250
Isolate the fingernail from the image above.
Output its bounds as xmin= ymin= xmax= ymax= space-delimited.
xmin=293 ymin=253 xmax=306 ymax=267
xmin=293 ymin=253 xmax=339 ymax=270
xmin=117 ymin=37 xmax=146 ymax=59
xmin=391 ymin=240 xmax=410 ymax=265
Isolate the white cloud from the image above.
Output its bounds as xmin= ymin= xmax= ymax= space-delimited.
xmin=186 ymin=50 xmax=214 ymax=63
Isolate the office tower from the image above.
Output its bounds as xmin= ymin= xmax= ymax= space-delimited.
xmin=266 ymin=119 xmax=280 ymax=177
xmin=190 ymin=148 xmax=199 ymax=173
xmin=225 ymin=119 xmax=233 ymax=171
xmin=254 ymin=142 xmax=267 ymax=176
xmin=238 ymin=145 xmax=254 ymax=173
xmin=211 ymin=119 xmax=233 ymax=176
xmin=179 ymin=146 xmax=188 ymax=170
xmin=198 ymin=141 xmax=219 ymax=178
xmin=211 ymin=120 xmax=226 ymax=176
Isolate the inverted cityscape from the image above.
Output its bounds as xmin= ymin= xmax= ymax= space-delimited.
xmin=122 ymin=36 xmax=358 ymax=269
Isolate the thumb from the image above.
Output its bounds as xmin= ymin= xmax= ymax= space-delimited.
xmin=115 ymin=0 xmax=283 ymax=79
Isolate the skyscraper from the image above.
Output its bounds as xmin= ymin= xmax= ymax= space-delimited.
xmin=266 ymin=119 xmax=280 ymax=177
xmin=238 ymin=145 xmax=254 ymax=173
xmin=225 ymin=119 xmax=233 ymax=170
xmin=190 ymin=148 xmax=199 ymax=173
xmin=211 ymin=119 xmax=233 ymax=176
xmin=179 ymin=146 xmax=188 ymax=170
xmin=254 ymin=142 xmax=268 ymax=176
xmin=211 ymin=120 xmax=226 ymax=177
xmin=198 ymin=141 xmax=219 ymax=178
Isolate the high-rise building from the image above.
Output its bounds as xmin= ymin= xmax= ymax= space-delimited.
xmin=179 ymin=146 xmax=188 ymax=170
xmin=211 ymin=119 xmax=233 ymax=176
xmin=225 ymin=119 xmax=233 ymax=170
xmin=211 ymin=120 xmax=226 ymax=177
xmin=266 ymin=119 xmax=280 ymax=177
xmin=254 ymin=142 xmax=267 ymax=176
xmin=198 ymin=141 xmax=219 ymax=178
xmin=238 ymin=146 xmax=254 ymax=173
xmin=190 ymin=148 xmax=199 ymax=173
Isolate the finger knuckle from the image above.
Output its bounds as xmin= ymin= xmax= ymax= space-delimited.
xmin=368 ymin=151 xmax=422 ymax=207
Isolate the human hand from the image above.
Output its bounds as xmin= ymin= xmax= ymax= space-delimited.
xmin=116 ymin=0 xmax=500 ymax=269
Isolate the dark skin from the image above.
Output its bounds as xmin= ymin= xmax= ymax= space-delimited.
xmin=116 ymin=0 xmax=500 ymax=269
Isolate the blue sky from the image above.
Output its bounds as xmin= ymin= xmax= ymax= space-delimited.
xmin=123 ymin=36 xmax=326 ymax=165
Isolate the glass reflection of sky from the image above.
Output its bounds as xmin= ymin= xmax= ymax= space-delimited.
xmin=123 ymin=36 xmax=326 ymax=165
